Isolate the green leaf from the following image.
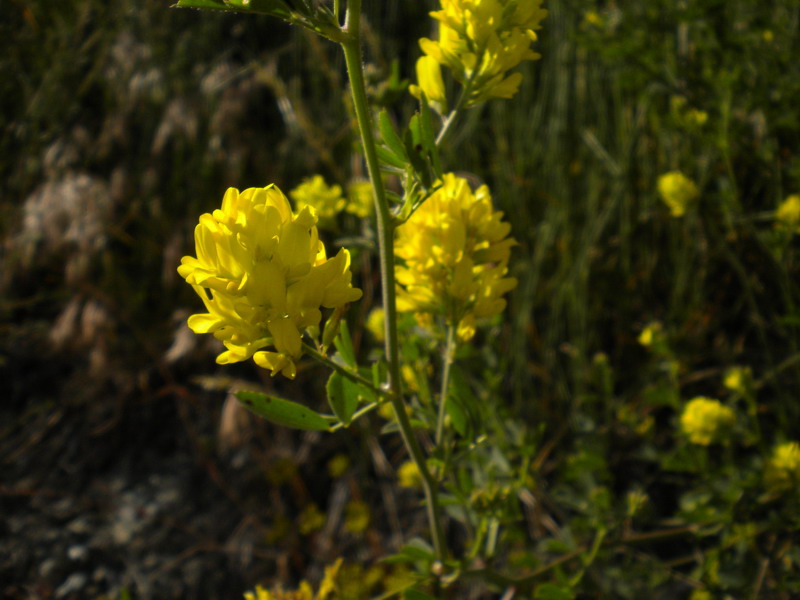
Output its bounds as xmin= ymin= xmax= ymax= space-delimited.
xmin=405 ymin=115 xmax=432 ymax=188
xmin=384 ymin=538 xmax=435 ymax=564
xmin=222 ymin=0 xmax=292 ymax=18
xmin=334 ymin=320 xmax=356 ymax=368
xmin=175 ymin=0 xmax=229 ymax=10
xmin=376 ymin=145 xmax=407 ymax=170
xmin=418 ymin=97 xmax=435 ymax=150
xmin=449 ymin=366 xmax=480 ymax=435
xmin=175 ymin=0 xmax=291 ymax=17
xmin=417 ymin=95 xmax=442 ymax=178
xmin=445 ymin=395 xmax=468 ymax=436
xmin=379 ymin=110 xmax=408 ymax=161
xmin=235 ymin=391 xmax=331 ymax=431
xmin=326 ymin=372 xmax=370 ymax=427
xmin=534 ymin=583 xmax=575 ymax=600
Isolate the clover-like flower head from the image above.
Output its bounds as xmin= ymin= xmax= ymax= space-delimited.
xmin=289 ymin=175 xmax=346 ymax=227
xmin=414 ymin=0 xmax=547 ymax=107
xmin=395 ymin=173 xmax=517 ymax=341
xmin=679 ymin=397 xmax=735 ymax=446
xmin=178 ymin=185 xmax=362 ymax=378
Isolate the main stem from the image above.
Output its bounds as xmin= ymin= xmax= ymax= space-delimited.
xmin=341 ymin=0 xmax=445 ymax=562
xmin=435 ymin=325 xmax=456 ymax=446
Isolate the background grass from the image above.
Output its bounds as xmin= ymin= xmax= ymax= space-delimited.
xmin=2 ymin=0 xmax=799 ymax=598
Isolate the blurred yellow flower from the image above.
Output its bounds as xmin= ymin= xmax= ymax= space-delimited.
xmin=397 ymin=460 xmax=423 ymax=489
xmin=686 ymin=109 xmax=709 ymax=128
xmin=680 ymin=397 xmax=735 ymax=446
xmin=723 ymin=366 xmax=751 ymax=395
xmin=245 ymin=583 xmax=313 ymax=600
xmin=418 ymin=0 xmax=547 ymax=105
xmin=638 ymin=321 xmax=663 ymax=347
xmin=583 ymin=10 xmax=603 ymax=28
xmin=345 ymin=181 xmax=374 ymax=218
xmin=244 ymin=558 xmax=342 ymax=600
xmin=366 ymin=307 xmax=385 ymax=342
xmin=395 ymin=173 xmax=517 ymax=341
xmin=344 ymin=500 xmax=370 ymax=534
xmin=657 ymin=171 xmax=699 ymax=217
xmin=775 ymin=194 xmax=800 ymax=233
xmin=290 ymin=175 xmax=346 ymax=226
xmin=178 ymin=185 xmax=362 ymax=379
xmin=327 ymin=453 xmax=350 ymax=478
xmin=764 ymin=441 xmax=800 ymax=494
xmin=299 ymin=503 xmax=326 ymax=535
xmin=670 ymin=96 xmax=708 ymax=129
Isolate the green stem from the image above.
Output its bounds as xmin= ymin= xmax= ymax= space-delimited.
xmin=340 ymin=0 xmax=446 ymax=562
xmin=435 ymin=324 xmax=456 ymax=446
xmin=329 ymin=400 xmax=384 ymax=431
xmin=435 ymin=87 xmax=468 ymax=147
xmin=435 ymin=63 xmax=479 ymax=147
xmin=302 ymin=342 xmax=386 ymax=398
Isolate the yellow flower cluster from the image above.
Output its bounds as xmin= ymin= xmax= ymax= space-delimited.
xmin=244 ymin=559 xmax=342 ymax=600
xmin=397 ymin=460 xmax=423 ymax=489
xmin=395 ymin=173 xmax=517 ymax=341
xmin=657 ymin=171 xmax=699 ymax=218
xmin=346 ymin=181 xmax=374 ymax=218
xmin=775 ymin=194 xmax=800 ymax=234
xmin=289 ymin=176 xmax=374 ymax=226
xmin=679 ymin=397 xmax=735 ymax=446
xmin=178 ymin=185 xmax=362 ymax=379
xmin=412 ymin=0 xmax=547 ymax=108
xmin=764 ymin=441 xmax=800 ymax=494
xmin=290 ymin=175 xmax=346 ymax=226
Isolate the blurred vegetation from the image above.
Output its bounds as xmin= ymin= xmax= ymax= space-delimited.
xmin=2 ymin=0 xmax=800 ymax=598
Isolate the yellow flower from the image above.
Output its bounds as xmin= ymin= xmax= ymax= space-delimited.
xmin=244 ymin=559 xmax=342 ymax=600
xmin=723 ymin=366 xmax=751 ymax=395
xmin=395 ymin=173 xmax=517 ymax=341
xmin=244 ymin=583 xmax=314 ymax=600
xmin=345 ymin=181 xmax=374 ymax=218
xmin=764 ymin=441 xmax=800 ymax=494
xmin=583 ymin=10 xmax=603 ymax=28
xmin=290 ymin=175 xmax=346 ymax=226
xmin=366 ymin=308 xmax=385 ymax=342
xmin=178 ymin=185 xmax=362 ymax=379
xmin=680 ymin=397 xmax=735 ymax=446
xmin=397 ymin=460 xmax=423 ymax=489
xmin=670 ymin=96 xmax=708 ymax=129
xmin=418 ymin=0 xmax=547 ymax=105
xmin=638 ymin=321 xmax=663 ymax=348
xmin=327 ymin=453 xmax=350 ymax=478
xmin=343 ymin=501 xmax=370 ymax=534
xmin=298 ymin=503 xmax=326 ymax=535
xmin=657 ymin=171 xmax=699 ymax=217
xmin=775 ymin=194 xmax=800 ymax=233
xmin=410 ymin=55 xmax=448 ymax=113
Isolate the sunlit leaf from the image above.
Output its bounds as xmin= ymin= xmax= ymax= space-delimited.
xmin=235 ymin=391 xmax=331 ymax=431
